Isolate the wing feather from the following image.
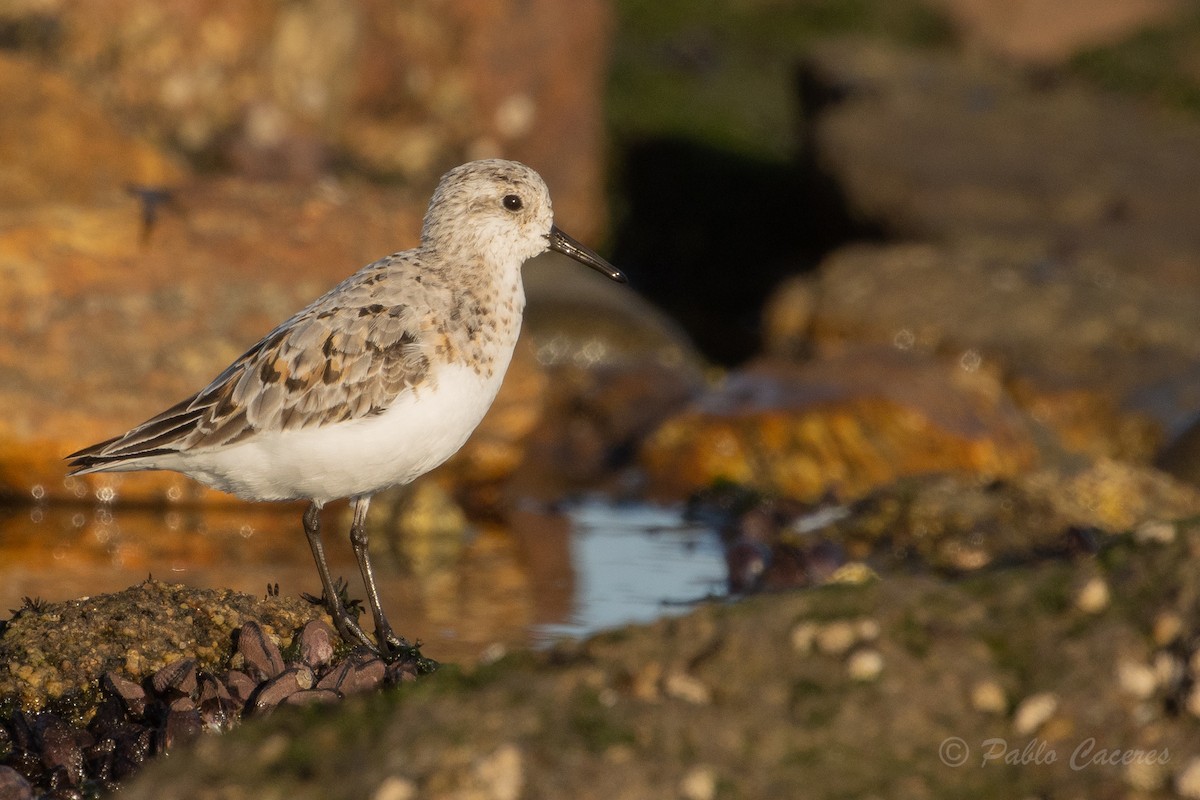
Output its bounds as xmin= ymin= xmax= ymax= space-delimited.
xmin=66 ymin=255 xmax=440 ymax=473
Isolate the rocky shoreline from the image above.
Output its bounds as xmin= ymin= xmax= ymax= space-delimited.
xmin=4 ymin=0 xmax=1200 ymax=797
xmin=6 ymin=490 xmax=1200 ymax=798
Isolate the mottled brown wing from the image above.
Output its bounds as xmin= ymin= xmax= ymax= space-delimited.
xmin=197 ymin=300 xmax=431 ymax=439
xmin=67 ymin=258 xmax=434 ymax=470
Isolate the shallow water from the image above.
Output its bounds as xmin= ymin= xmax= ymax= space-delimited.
xmin=0 ymin=497 xmax=727 ymax=663
xmin=530 ymin=500 xmax=726 ymax=644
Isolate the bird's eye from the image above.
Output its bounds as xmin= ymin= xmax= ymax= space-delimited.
xmin=502 ymin=194 xmax=523 ymax=212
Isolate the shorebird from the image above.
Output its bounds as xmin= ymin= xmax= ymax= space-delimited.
xmin=67 ymin=159 xmax=627 ymax=657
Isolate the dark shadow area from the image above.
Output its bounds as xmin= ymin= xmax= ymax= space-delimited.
xmin=609 ymin=136 xmax=885 ymax=367
xmin=0 ymin=13 xmax=63 ymax=54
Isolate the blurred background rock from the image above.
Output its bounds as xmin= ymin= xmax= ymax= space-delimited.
xmin=8 ymin=0 xmax=1200 ymax=796
xmin=5 ymin=0 xmax=1200 ymax=507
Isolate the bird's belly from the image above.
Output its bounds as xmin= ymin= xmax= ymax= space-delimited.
xmin=179 ymin=362 xmax=507 ymax=503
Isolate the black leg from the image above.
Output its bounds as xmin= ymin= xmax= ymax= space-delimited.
xmin=302 ymin=501 xmax=374 ymax=648
xmin=348 ymin=495 xmax=408 ymax=655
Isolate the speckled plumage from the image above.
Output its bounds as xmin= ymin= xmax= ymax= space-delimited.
xmin=69 ymin=160 xmax=581 ymax=497
xmin=66 ymin=159 xmax=626 ymax=655
xmin=68 ymin=250 xmax=516 ymax=474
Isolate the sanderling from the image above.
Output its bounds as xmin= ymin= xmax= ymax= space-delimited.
xmin=67 ymin=159 xmax=627 ymax=657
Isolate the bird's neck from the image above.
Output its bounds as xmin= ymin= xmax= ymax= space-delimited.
xmin=424 ymin=247 xmax=525 ymax=377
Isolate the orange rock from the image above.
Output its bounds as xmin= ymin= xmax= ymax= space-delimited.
xmin=0 ymin=179 xmax=641 ymax=506
xmin=641 ymin=348 xmax=1039 ymax=501
xmin=10 ymin=0 xmax=611 ymax=236
xmin=0 ymin=6 xmax=617 ymax=505
xmin=0 ymin=177 xmax=469 ymax=504
xmin=0 ymin=53 xmax=189 ymax=207
xmin=1007 ymin=378 xmax=1161 ymax=463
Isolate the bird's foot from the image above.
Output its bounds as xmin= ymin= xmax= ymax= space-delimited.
xmin=301 ymin=579 xmax=429 ymax=666
xmin=302 ymin=579 xmax=375 ymax=649
xmin=376 ymin=626 xmax=415 ymax=660
xmin=330 ymin=606 xmax=376 ymax=650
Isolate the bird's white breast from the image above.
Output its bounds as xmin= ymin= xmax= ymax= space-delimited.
xmin=168 ymin=359 xmax=512 ymax=504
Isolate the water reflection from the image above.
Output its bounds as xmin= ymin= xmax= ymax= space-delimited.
xmin=532 ymin=501 xmax=727 ymax=644
xmin=0 ymin=499 xmax=726 ymax=662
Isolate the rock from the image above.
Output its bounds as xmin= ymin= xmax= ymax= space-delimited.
xmin=924 ymin=0 xmax=1184 ymax=64
xmin=1012 ymin=692 xmax=1058 ymax=736
xmin=0 ymin=580 xmax=320 ymax=711
xmin=724 ymin=539 xmax=772 ymax=593
xmin=512 ymin=358 xmax=701 ymax=498
xmin=0 ymin=0 xmax=622 ymax=504
xmin=970 ymin=680 xmax=1008 ymax=714
xmin=828 ymin=563 xmax=877 ymax=585
xmin=815 ymin=622 xmax=858 ymax=657
xmin=784 ymin=42 xmax=1200 ymax=458
xmin=1153 ymin=651 xmax=1184 ymax=694
xmin=1135 ymin=519 xmax=1178 ymax=545
xmin=773 ymin=240 xmax=1182 ymax=462
xmin=846 ymin=649 xmax=883 ymax=682
xmin=1177 ymin=758 xmax=1200 ymax=799
xmin=0 ymin=1 xmax=613 ymax=231
xmin=792 ymin=618 xmax=882 ymax=663
xmin=641 ymin=348 xmax=1037 ymax=501
xmin=663 ymin=671 xmax=711 ymax=705
xmin=855 ymin=619 xmax=880 ymax=642
xmin=1075 ymin=577 xmax=1110 ymax=614
xmin=802 ymin=40 xmax=1200 ymax=264
xmin=100 ymin=517 xmax=1200 ymax=799
xmin=692 ymin=487 xmax=854 ymax=592
xmin=0 ymin=53 xmax=188 ymax=207
xmin=1152 ymin=612 xmax=1184 ymax=647
xmin=471 ymin=744 xmax=524 ymax=800
xmin=1031 ymin=458 xmax=1200 ymax=532
xmin=679 ymin=765 xmax=717 ymax=800
xmin=1185 ymin=685 xmax=1200 ymax=719
xmin=371 ymin=776 xmax=417 ymax=800
xmin=791 ymin=622 xmax=819 ymax=655
xmin=1117 ymin=659 xmax=1158 ymax=701
xmin=0 ymin=173 xmax=632 ymax=505
xmin=694 ymin=461 xmax=1200 ymax=586
xmin=1157 ymin=418 xmax=1200 ymax=488
xmin=0 ymin=176 xmax=425 ymax=504
xmin=760 ymin=274 xmax=819 ymax=361
xmin=1 ymin=597 xmax=436 ymax=793
xmin=1126 ymin=757 xmax=1169 ymax=792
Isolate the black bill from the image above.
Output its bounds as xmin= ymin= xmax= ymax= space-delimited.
xmin=548 ymin=225 xmax=627 ymax=283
